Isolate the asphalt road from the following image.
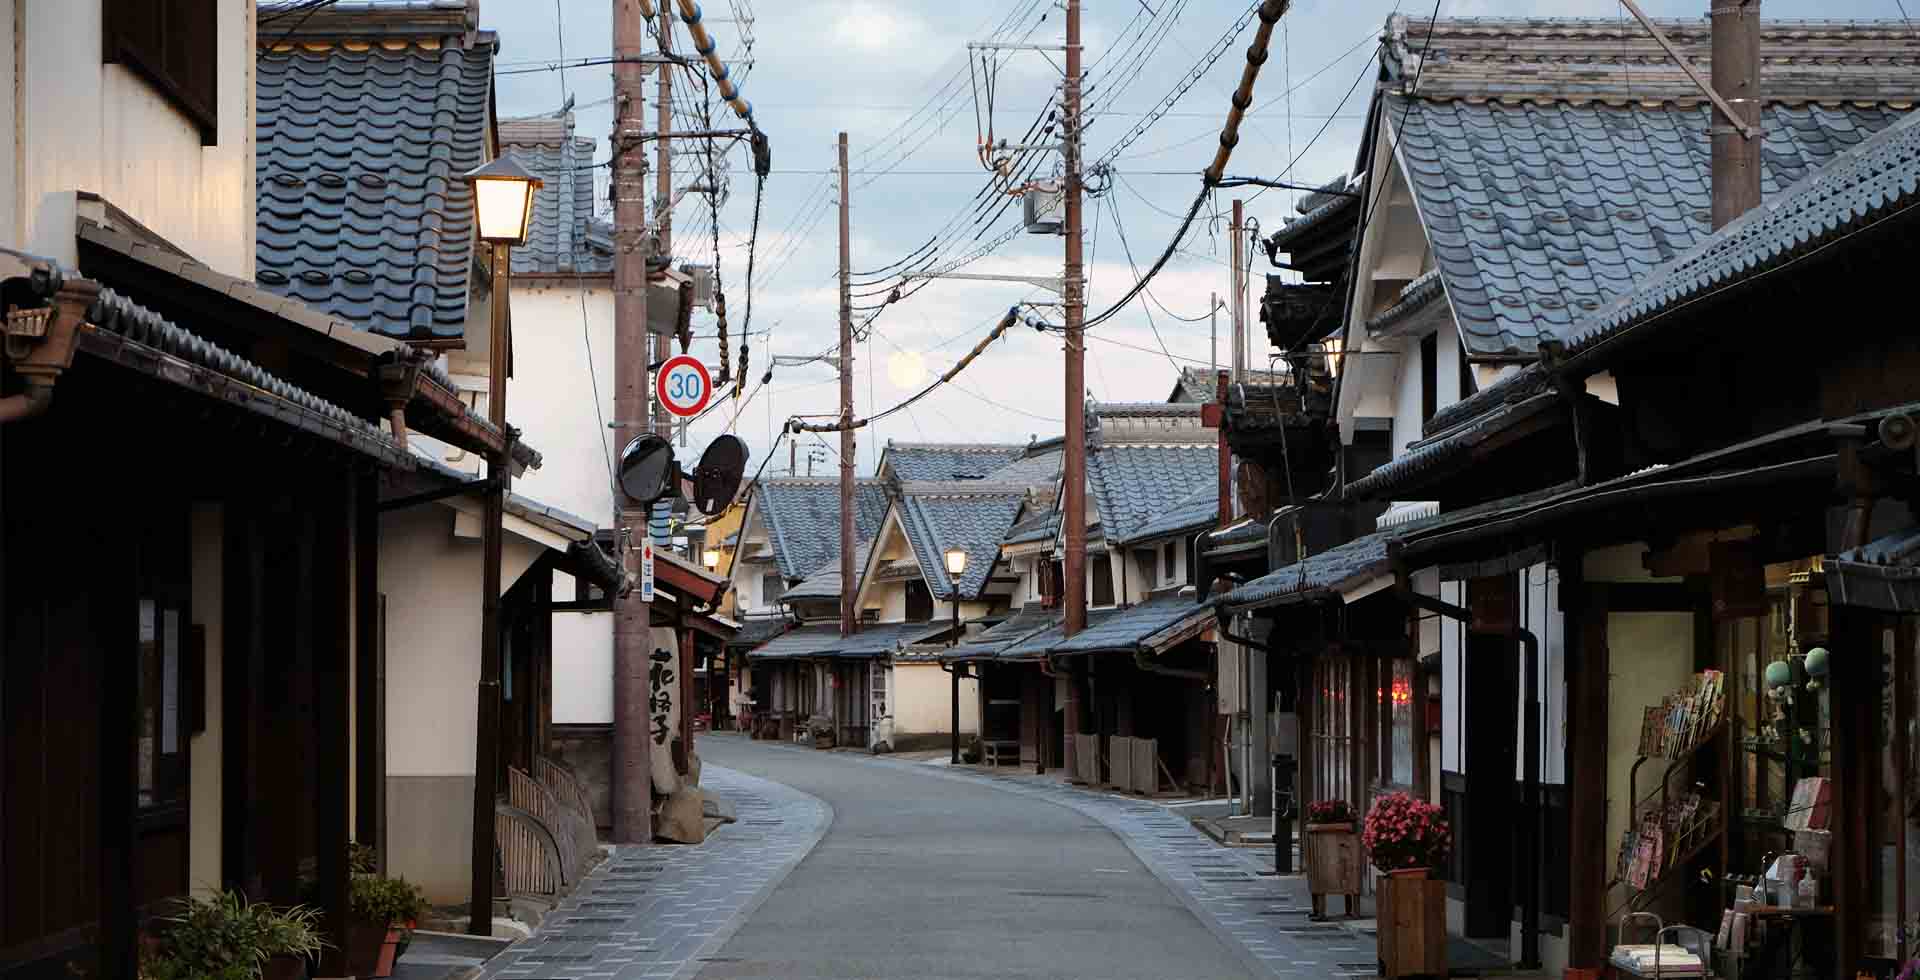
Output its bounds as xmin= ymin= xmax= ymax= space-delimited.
xmin=693 ymin=736 xmax=1259 ymax=980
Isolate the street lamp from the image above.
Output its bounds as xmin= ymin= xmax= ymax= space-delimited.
xmin=702 ymin=547 xmax=721 ymax=572
xmin=944 ymin=547 xmax=969 ymax=764
xmin=461 ymin=153 xmax=541 ymax=937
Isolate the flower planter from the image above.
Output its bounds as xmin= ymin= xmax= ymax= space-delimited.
xmin=373 ymin=927 xmax=402 ymax=978
xmin=344 ymin=921 xmax=390 ymax=979
xmin=1376 ymin=869 xmax=1446 ymax=979
xmin=262 ymin=954 xmax=307 ymax=980
xmin=1305 ymin=822 xmax=1363 ymax=919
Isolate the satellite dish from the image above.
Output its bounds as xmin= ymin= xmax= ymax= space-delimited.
xmin=691 ymin=434 xmax=748 ymax=515
xmin=619 ymin=433 xmax=679 ymax=506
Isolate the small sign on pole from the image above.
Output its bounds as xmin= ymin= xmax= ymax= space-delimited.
xmin=656 ymin=354 xmax=713 ymax=418
xmin=640 ymin=538 xmax=655 ymax=603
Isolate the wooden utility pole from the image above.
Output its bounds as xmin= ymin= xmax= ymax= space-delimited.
xmin=610 ymin=0 xmax=653 ymax=845
xmin=838 ymin=132 xmax=856 ymax=639
xmin=1061 ymin=0 xmax=1086 ymax=640
xmin=654 ymin=6 xmax=676 ymax=442
xmin=1710 ymin=0 xmax=1761 ymax=228
xmin=1230 ymin=199 xmax=1246 ymax=383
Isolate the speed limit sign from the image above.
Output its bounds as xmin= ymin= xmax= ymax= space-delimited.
xmin=656 ymin=354 xmax=712 ymax=417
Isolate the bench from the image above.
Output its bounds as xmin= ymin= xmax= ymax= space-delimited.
xmin=983 ymin=740 xmax=1021 ymax=767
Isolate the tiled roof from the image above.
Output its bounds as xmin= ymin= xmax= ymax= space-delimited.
xmin=1169 ymin=366 xmax=1289 ymax=403
xmin=880 ymin=442 xmax=1027 ymax=482
xmin=1122 ymin=482 xmax=1218 ymax=545
xmin=1002 ymin=509 xmax=1061 ymax=547
xmin=1392 ymin=97 xmax=1909 ymax=357
xmin=1422 ymin=364 xmax=1551 ymax=438
xmin=1203 ymin=518 xmax=1266 ymax=553
xmin=1218 ymin=528 xmax=1398 ymax=612
xmin=941 ymin=606 xmax=1061 ymax=661
xmin=726 ymin=616 xmax=792 ymax=649
xmin=1364 ymin=268 xmax=1445 ymax=335
xmin=1343 ymin=390 xmax=1561 ymax=501
xmin=500 ymin=113 xmax=614 ymax=276
xmin=1383 ymin=16 xmax=1920 ymax=105
xmin=1268 ymin=178 xmax=1359 ymax=251
xmin=784 ymin=538 xmax=873 ymax=601
xmin=748 ymin=621 xmax=943 ymax=660
xmin=1049 ymin=593 xmax=1212 ymax=657
xmin=978 ymin=447 xmax=1062 ymax=488
xmin=1563 ymin=107 xmax=1920 ymax=364
xmin=898 ymin=486 xmax=1026 ymax=599
xmin=757 ymin=478 xmax=890 ymax=582
xmin=255 ymin=32 xmax=492 ymax=339
xmin=1087 ymin=443 xmax=1217 ymax=543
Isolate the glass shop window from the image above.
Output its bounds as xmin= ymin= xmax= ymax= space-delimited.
xmin=137 ymin=599 xmax=187 ymax=812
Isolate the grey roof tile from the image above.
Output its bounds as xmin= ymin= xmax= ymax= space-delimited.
xmin=757 ymin=478 xmax=890 ymax=582
xmin=1217 ymin=529 xmax=1398 ymax=611
xmin=898 ymin=487 xmax=1026 ymax=599
xmin=255 ymin=37 xmax=492 ymax=339
xmin=1122 ymin=482 xmax=1218 ymax=544
xmin=941 ymin=606 xmax=1061 ymax=661
xmin=500 ymin=113 xmax=613 ymax=276
xmin=1049 ymin=593 xmax=1212 ymax=656
xmin=1002 ymin=509 xmax=1061 ymax=547
xmin=977 ymin=447 xmax=1062 ymax=488
xmin=1565 ymin=107 xmax=1920 ymax=360
xmin=748 ymin=620 xmax=941 ymax=660
xmin=1088 ymin=443 xmax=1218 ymax=543
xmin=726 ymin=616 xmax=793 ymax=649
xmin=880 ymin=442 xmax=1027 ymax=482
xmin=784 ymin=538 xmax=875 ymax=601
xmin=1343 ymin=390 xmax=1561 ymax=500
xmin=1392 ymin=97 xmax=1910 ymax=356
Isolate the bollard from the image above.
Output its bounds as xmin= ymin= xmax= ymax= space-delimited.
xmin=1272 ymin=753 xmax=1297 ymax=874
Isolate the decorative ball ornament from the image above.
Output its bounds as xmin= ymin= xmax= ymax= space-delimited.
xmin=1764 ymin=659 xmax=1795 ymax=694
xmin=1803 ymin=647 xmax=1830 ymax=692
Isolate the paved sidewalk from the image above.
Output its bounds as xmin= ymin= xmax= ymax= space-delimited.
xmin=860 ymin=753 xmax=1383 ymax=979
xmin=479 ymin=764 xmax=831 ymax=980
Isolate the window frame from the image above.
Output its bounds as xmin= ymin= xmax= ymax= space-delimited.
xmin=102 ymin=0 xmax=220 ymax=145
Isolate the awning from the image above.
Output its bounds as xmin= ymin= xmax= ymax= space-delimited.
xmin=727 ymin=616 xmax=794 ymax=650
xmin=748 ymin=621 xmax=945 ymax=661
xmin=1217 ymin=528 xmax=1398 ymax=615
xmin=997 ymin=594 xmax=1211 ymax=661
xmin=939 ymin=606 xmax=1061 ymax=662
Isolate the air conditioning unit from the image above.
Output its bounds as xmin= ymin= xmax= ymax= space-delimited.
xmin=680 ymin=263 xmax=716 ymax=310
xmin=1023 ymin=185 xmax=1065 ymax=235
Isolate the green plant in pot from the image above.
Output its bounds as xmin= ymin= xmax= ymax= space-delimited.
xmin=348 ymin=873 xmax=426 ymax=979
xmin=139 ymin=890 xmax=326 ymax=980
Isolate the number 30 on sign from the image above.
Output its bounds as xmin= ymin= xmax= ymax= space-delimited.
xmin=656 ymin=354 xmax=712 ymax=417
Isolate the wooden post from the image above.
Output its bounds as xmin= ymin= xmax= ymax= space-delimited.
xmin=1709 ymin=0 xmax=1762 ymax=229
xmin=1565 ymin=576 xmax=1608 ymax=969
xmin=354 ymin=470 xmax=382 ymax=858
xmin=315 ymin=484 xmax=352 ymax=971
xmin=1061 ymin=0 xmax=1087 ymax=639
xmin=611 ymin=0 xmax=654 ymax=846
xmin=837 ymin=132 xmax=856 ymax=641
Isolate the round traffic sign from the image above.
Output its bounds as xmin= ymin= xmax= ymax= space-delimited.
xmin=656 ymin=354 xmax=712 ymax=417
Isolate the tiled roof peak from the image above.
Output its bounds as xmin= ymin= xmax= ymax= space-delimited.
xmin=1386 ymin=14 xmax=1920 ymax=105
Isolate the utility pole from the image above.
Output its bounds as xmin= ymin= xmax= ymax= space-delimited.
xmin=1231 ymin=199 xmax=1246 ymax=383
xmin=838 ymin=132 xmax=856 ymax=640
xmin=1209 ymin=290 xmax=1218 ymax=378
xmin=1710 ymin=0 xmax=1761 ymax=228
xmin=610 ymin=0 xmax=653 ymax=845
xmin=654 ymin=6 xmax=675 ymax=444
xmin=788 ymin=438 xmax=796 ymax=477
xmin=1061 ymin=0 xmax=1086 ymax=640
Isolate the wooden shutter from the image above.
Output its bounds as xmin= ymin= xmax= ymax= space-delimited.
xmin=103 ymin=0 xmax=219 ymax=144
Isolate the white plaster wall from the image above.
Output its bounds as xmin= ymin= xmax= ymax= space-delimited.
xmin=1517 ymin=562 xmax=1566 ymax=785
xmin=15 ymin=0 xmax=256 ymax=274
xmin=505 ymin=285 xmax=616 ymax=525
xmin=892 ymin=661 xmax=979 ymax=736
xmin=553 ymin=608 xmax=612 ymax=724
xmin=380 ymin=504 xmax=543 ymax=776
xmin=1605 ymin=612 xmax=1693 ymax=879
xmin=1439 ymin=578 xmax=1466 ymax=773
xmin=189 ymin=503 xmax=223 ymax=896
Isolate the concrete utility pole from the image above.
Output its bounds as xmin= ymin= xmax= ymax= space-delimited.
xmin=838 ymin=132 xmax=857 ymax=639
xmin=610 ymin=0 xmax=653 ymax=845
xmin=1230 ymin=199 xmax=1246 ymax=383
xmin=1061 ymin=0 xmax=1086 ymax=639
xmin=1209 ymin=290 xmax=1218 ymax=378
xmin=1710 ymin=0 xmax=1761 ymax=228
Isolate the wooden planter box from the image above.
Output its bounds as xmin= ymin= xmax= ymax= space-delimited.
xmin=1306 ymin=823 xmax=1362 ymax=917
xmin=1376 ymin=871 xmax=1445 ymax=979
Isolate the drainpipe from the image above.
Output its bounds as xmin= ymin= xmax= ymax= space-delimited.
xmin=1389 ymin=546 xmax=1541 ymax=970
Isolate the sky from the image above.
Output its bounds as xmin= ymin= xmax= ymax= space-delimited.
xmin=481 ymin=0 xmax=1898 ymax=479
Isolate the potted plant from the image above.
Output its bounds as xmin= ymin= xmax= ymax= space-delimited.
xmin=1305 ymin=799 xmax=1362 ymax=920
xmin=139 ymin=890 xmax=326 ymax=980
xmin=1363 ymin=792 xmax=1451 ymax=978
xmin=348 ymin=873 xmax=425 ymax=979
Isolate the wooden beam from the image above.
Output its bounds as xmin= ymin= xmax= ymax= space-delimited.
xmin=354 ymin=472 xmax=382 ymax=856
xmin=313 ymin=482 xmax=352 ymax=974
xmin=1564 ymin=577 xmax=1607 ymax=968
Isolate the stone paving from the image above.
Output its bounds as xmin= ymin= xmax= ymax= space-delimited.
xmin=478 ymin=764 xmax=831 ymax=980
xmin=849 ymin=751 xmax=1384 ymax=980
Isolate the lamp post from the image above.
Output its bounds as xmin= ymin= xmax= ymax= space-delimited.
xmin=460 ymin=154 xmax=540 ymax=936
xmin=702 ymin=547 xmax=721 ymax=572
xmin=944 ymin=547 xmax=968 ymax=764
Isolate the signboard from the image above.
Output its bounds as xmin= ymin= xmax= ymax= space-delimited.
xmin=640 ymin=538 xmax=655 ymax=602
xmin=656 ymin=354 xmax=712 ymax=418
